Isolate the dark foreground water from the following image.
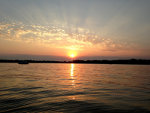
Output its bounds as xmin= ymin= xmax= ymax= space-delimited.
xmin=0 ymin=63 xmax=150 ymax=113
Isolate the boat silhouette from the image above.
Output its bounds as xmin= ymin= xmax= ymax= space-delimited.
xmin=18 ymin=60 xmax=29 ymax=64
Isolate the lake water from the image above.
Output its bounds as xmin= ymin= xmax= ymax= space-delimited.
xmin=0 ymin=63 xmax=150 ymax=113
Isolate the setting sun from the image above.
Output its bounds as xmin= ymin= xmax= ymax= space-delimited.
xmin=69 ymin=53 xmax=76 ymax=58
xmin=68 ymin=51 xmax=77 ymax=58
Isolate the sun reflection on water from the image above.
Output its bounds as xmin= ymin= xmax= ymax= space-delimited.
xmin=70 ymin=63 xmax=76 ymax=100
xmin=70 ymin=64 xmax=75 ymax=87
xmin=70 ymin=63 xmax=74 ymax=77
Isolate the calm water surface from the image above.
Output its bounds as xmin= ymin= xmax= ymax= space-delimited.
xmin=0 ymin=63 xmax=150 ymax=112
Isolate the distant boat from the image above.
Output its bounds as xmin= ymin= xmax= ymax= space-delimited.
xmin=18 ymin=61 xmax=29 ymax=64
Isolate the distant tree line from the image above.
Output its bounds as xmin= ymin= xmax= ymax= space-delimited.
xmin=0 ymin=59 xmax=150 ymax=65
xmin=70 ymin=59 xmax=150 ymax=65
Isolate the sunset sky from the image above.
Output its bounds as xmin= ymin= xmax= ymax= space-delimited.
xmin=0 ymin=0 xmax=150 ymax=60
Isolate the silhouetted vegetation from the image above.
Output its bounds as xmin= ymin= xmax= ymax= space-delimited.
xmin=70 ymin=59 xmax=150 ymax=65
xmin=0 ymin=59 xmax=150 ymax=65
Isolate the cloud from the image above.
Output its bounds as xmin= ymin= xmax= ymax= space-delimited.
xmin=0 ymin=22 xmax=136 ymax=52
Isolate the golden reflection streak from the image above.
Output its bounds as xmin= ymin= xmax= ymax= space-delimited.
xmin=70 ymin=63 xmax=74 ymax=77
xmin=70 ymin=64 xmax=75 ymax=87
xmin=70 ymin=63 xmax=76 ymax=100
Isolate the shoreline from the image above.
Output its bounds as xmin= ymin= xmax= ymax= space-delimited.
xmin=0 ymin=59 xmax=150 ymax=65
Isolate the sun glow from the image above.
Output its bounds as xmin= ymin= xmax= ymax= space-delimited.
xmin=70 ymin=54 xmax=75 ymax=58
xmin=68 ymin=51 xmax=77 ymax=58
